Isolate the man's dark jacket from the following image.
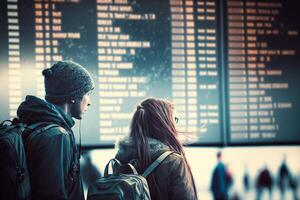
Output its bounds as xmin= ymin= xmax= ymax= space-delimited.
xmin=17 ymin=95 xmax=84 ymax=200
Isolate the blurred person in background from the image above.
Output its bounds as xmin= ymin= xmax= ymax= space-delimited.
xmin=289 ymin=175 xmax=299 ymax=200
xmin=80 ymin=150 xmax=102 ymax=190
xmin=278 ymin=155 xmax=290 ymax=200
xmin=210 ymin=151 xmax=233 ymax=200
xmin=243 ymin=165 xmax=250 ymax=192
xmin=277 ymin=155 xmax=299 ymax=200
xmin=256 ymin=165 xmax=273 ymax=200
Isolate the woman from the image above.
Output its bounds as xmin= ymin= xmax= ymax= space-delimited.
xmin=115 ymin=97 xmax=198 ymax=200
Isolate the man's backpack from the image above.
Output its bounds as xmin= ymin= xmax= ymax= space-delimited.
xmin=0 ymin=119 xmax=58 ymax=200
xmin=87 ymin=151 xmax=174 ymax=200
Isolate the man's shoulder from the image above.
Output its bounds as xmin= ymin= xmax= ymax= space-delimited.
xmin=29 ymin=124 xmax=70 ymax=141
xmin=42 ymin=125 xmax=69 ymax=136
xmin=25 ymin=124 xmax=73 ymax=154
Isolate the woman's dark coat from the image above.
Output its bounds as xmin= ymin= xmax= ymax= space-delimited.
xmin=115 ymin=137 xmax=198 ymax=200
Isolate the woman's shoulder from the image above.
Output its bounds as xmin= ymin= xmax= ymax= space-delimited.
xmin=158 ymin=151 xmax=184 ymax=168
xmin=115 ymin=137 xmax=171 ymax=160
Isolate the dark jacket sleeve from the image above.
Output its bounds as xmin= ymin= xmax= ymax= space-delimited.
xmin=169 ymin=154 xmax=198 ymax=200
xmin=34 ymin=127 xmax=72 ymax=200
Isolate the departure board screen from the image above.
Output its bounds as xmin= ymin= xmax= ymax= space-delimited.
xmin=226 ymin=0 xmax=300 ymax=144
xmin=0 ymin=0 xmax=299 ymax=146
xmin=0 ymin=0 xmax=222 ymax=146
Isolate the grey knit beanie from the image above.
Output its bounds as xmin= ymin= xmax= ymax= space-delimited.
xmin=42 ymin=60 xmax=94 ymax=103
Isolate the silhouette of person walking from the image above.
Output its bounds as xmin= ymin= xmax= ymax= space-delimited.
xmin=256 ymin=165 xmax=273 ymax=200
xmin=243 ymin=165 xmax=250 ymax=192
xmin=80 ymin=151 xmax=102 ymax=190
xmin=278 ymin=156 xmax=299 ymax=200
xmin=278 ymin=156 xmax=290 ymax=200
xmin=210 ymin=151 xmax=233 ymax=200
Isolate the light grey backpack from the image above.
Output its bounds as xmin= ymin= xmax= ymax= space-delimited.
xmin=87 ymin=151 xmax=174 ymax=200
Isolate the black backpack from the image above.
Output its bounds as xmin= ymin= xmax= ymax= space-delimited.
xmin=0 ymin=119 xmax=58 ymax=200
xmin=87 ymin=151 xmax=174 ymax=200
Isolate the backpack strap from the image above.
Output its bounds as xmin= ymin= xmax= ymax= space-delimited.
xmin=104 ymin=159 xmax=122 ymax=177
xmin=32 ymin=124 xmax=59 ymax=133
xmin=126 ymin=163 xmax=138 ymax=175
xmin=142 ymin=151 xmax=174 ymax=177
xmin=1 ymin=125 xmax=17 ymax=133
xmin=25 ymin=123 xmax=79 ymax=187
xmin=0 ymin=119 xmax=13 ymax=127
xmin=23 ymin=123 xmax=59 ymax=139
xmin=27 ymin=122 xmax=56 ymax=131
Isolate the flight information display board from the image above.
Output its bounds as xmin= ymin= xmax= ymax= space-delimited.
xmin=0 ymin=0 xmax=299 ymax=146
xmin=225 ymin=0 xmax=300 ymax=144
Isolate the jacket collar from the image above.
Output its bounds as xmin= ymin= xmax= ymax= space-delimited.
xmin=116 ymin=136 xmax=170 ymax=156
xmin=17 ymin=95 xmax=75 ymax=130
xmin=53 ymin=104 xmax=75 ymax=129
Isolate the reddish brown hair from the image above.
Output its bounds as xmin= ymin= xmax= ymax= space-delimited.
xmin=130 ymin=97 xmax=197 ymax=198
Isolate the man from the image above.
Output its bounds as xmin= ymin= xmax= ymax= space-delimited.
xmin=278 ymin=156 xmax=290 ymax=200
xmin=17 ymin=60 xmax=94 ymax=200
xmin=210 ymin=151 xmax=233 ymax=200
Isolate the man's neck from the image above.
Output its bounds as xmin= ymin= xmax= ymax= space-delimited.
xmin=55 ymin=103 xmax=71 ymax=116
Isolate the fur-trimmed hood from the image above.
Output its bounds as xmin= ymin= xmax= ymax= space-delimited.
xmin=115 ymin=137 xmax=170 ymax=164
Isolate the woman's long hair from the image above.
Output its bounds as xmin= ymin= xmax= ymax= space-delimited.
xmin=130 ymin=97 xmax=197 ymax=198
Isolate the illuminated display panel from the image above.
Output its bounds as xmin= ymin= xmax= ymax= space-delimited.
xmin=0 ymin=0 xmax=223 ymax=146
xmin=0 ymin=0 xmax=299 ymax=146
xmin=94 ymin=0 xmax=222 ymax=144
xmin=226 ymin=0 xmax=300 ymax=144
